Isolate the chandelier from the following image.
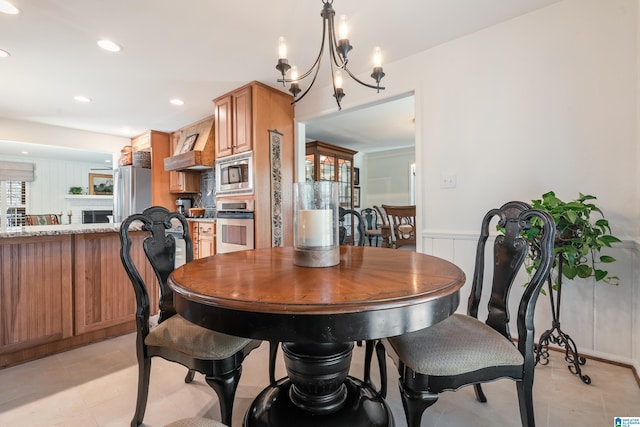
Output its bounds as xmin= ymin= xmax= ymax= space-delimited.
xmin=275 ymin=0 xmax=386 ymax=110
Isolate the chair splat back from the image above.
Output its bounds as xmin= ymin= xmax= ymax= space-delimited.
xmin=339 ymin=207 xmax=366 ymax=246
xmin=120 ymin=206 xmax=193 ymax=325
xmin=469 ymin=201 xmax=529 ymax=339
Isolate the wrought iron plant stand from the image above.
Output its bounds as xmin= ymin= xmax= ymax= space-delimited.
xmin=534 ymin=252 xmax=591 ymax=384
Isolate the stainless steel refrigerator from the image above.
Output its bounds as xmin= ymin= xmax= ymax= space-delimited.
xmin=113 ymin=165 xmax=152 ymax=223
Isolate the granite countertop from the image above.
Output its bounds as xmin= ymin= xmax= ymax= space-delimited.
xmin=186 ymin=218 xmax=216 ymax=223
xmin=0 ymin=216 xmax=215 ymax=239
xmin=0 ymin=223 xmax=132 ymax=238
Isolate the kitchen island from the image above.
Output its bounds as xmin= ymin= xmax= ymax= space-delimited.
xmin=0 ymin=223 xmax=157 ymax=368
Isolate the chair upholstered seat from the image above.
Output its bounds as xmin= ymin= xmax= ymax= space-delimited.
xmin=165 ymin=417 xmax=227 ymax=427
xmin=146 ymin=315 xmax=261 ymax=360
xmin=385 ymin=314 xmax=523 ymax=376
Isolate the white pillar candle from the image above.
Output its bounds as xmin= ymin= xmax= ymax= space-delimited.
xmin=298 ymin=209 xmax=333 ymax=247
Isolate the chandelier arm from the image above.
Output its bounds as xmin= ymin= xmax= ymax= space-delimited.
xmin=343 ymin=66 xmax=386 ymax=91
xmin=291 ymin=59 xmax=324 ymax=104
xmin=278 ymin=9 xmax=329 ymax=84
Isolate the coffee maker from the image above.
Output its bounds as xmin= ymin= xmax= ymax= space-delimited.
xmin=176 ymin=198 xmax=192 ymax=216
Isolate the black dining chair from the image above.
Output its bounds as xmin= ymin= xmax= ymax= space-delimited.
xmin=361 ymin=207 xmax=382 ymax=246
xmin=338 ymin=207 xmax=366 ymax=246
xmin=120 ymin=206 xmax=261 ymax=427
xmin=381 ymin=201 xmax=555 ymax=427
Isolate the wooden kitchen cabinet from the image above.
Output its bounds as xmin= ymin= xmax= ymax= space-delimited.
xmin=189 ymin=221 xmax=199 ymax=258
xmin=196 ymin=222 xmax=215 ymax=258
xmin=212 ymin=81 xmax=295 ymax=249
xmin=0 ymin=236 xmax=74 ymax=361
xmin=305 ymin=141 xmax=357 ymax=208
xmin=74 ymin=232 xmax=157 ymax=335
xmin=0 ymin=231 xmax=156 ymax=368
xmin=214 ymin=85 xmax=252 ymax=158
xmin=170 ymin=171 xmax=200 ymax=193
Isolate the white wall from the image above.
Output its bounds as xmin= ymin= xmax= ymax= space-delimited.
xmin=362 ymin=147 xmax=415 ymax=209
xmin=3 ymin=154 xmax=113 ymax=224
xmin=297 ymin=0 xmax=640 ymax=372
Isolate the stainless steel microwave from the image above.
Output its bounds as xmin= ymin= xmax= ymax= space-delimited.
xmin=215 ymin=151 xmax=254 ymax=196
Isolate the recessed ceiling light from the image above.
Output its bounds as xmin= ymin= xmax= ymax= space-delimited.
xmin=170 ymin=99 xmax=185 ymax=106
xmin=74 ymin=95 xmax=92 ymax=103
xmin=97 ymin=39 xmax=121 ymax=52
xmin=21 ymin=151 xmax=28 ymax=155
xmin=0 ymin=49 xmax=9 ymax=58
xmin=0 ymin=1 xmax=19 ymax=15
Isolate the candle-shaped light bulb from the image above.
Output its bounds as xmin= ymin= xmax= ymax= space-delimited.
xmin=373 ymin=46 xmax=383 ymax=67
xmin=338 ymin=15 xmax=349 ymax=40
xmin=334 ymin=70 xmax=343 ymax=89
xmin=278 ymin=36 xmax=287 ymax=59
xmin=291 ymin=65 xmax=299 ymax=82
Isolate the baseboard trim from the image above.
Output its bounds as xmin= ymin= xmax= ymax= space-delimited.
xmin=541 ymin=344 xmax=640 ymax=388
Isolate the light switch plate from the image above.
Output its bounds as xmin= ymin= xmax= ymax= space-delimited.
xmin=440 ymin=174 xmax=457 ymax=189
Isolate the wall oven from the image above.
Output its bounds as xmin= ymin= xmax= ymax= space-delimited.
xmin=215 ymin=151 xmax=254 ymax=196
xmin=216 ymin=199 xmax=255 ymax=254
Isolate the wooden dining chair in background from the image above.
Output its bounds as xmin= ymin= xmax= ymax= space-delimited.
xmin=373 ymin=205 xmax=392 ymax=248
xmin=380 ymin=204 xmax=416 ymax=249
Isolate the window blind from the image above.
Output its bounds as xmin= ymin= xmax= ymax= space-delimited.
xmin=0 ymin=161 xmax=34 ymax=182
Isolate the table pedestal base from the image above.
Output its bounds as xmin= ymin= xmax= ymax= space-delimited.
xmin=244 ymin=377 xmax=393 ymax=427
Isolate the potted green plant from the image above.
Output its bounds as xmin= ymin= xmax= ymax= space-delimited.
xmin=69 ymin=186 xmax=83 ymax=195
xmin=523 ymin=191 xmax=620 ymax=288
xmin=521 ymin=191 xmax=621 ymax=384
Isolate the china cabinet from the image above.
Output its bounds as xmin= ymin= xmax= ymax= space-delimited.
xmin=305 ymin=141 xmax=357 ymax=208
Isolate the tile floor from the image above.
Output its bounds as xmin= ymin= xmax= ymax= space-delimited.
xmin=0 ymin=333 xmax=638 ymax=426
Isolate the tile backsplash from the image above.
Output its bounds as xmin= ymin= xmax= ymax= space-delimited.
xmin=200 ymin=170 xmax=215 ymax=209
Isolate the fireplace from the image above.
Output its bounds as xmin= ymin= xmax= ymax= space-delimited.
xmin=82 ymin=210 xmax=113 ymax=224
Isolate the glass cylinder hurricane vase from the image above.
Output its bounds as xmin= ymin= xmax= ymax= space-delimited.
xmin=293 ymin=181 xmax=340 ymax=267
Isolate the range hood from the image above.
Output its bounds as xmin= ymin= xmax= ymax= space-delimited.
xmin=164 ymin=116 xmax=215 ymax=171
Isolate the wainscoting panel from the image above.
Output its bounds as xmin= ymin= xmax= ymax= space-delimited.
xmin=423 ymin=231 xmax=638 ymax=368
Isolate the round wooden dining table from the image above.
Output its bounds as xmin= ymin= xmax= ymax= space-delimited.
xmin=168 ymin=246 xmax=465 ymax=427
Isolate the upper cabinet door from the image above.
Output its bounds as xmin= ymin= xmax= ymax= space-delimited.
xmin=215 ymin=94 xmax=233 ymax=158
xmin=214 ymin=86 xmax=253 ymax=158
xmin=232 ymin=86 xmax=252 ymax=154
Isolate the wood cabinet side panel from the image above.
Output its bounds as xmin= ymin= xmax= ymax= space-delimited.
xmin=251 ymin=84 xmax=295 ymax=248
xmin=148 ymin=131 xmax=173 ymax=209
xmin=74 ymin=233 xmax=155 ymax=335
xmin=0 ymin=236 xmax=73 ymax=353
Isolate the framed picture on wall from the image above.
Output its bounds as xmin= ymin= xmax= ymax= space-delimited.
xmin=89 ymin=173 xmax=113 ymax=195
xmin=353 ymin=187 xmax=361 ymax=208
xmin=354 ymin=167 xmax=360 ymax=186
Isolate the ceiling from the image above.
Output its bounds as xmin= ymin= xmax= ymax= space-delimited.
xmin=0 ymin=0 xmax=561 ymax=160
